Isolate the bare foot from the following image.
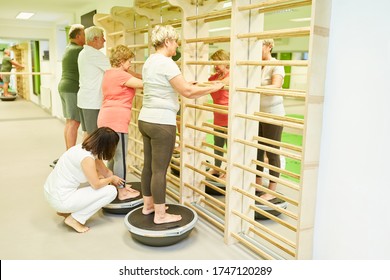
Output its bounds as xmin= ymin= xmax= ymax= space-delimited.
xmin=118 ymin=187 xmax=140 ymax=200
xmin=260 ymin=193 xmax=276 ymax=201
xmin=142 ymin=206 xmax=155 ymax=215
xmin=64 ymin=215 xmax=89 ymax=233
xmin=125 ymin=184 xmax=141 ymax=194
xmin=56 ymin=212 xmax=70 ymax=218
xmin=142 ymin=206 xmax=169 ymax=215
xmin=207 ymin=169 xmax=219 ymax=176
xmin=154 ymin=212 xmax=182 ymax=224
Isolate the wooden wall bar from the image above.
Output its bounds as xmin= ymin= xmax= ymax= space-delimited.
xmin=94 ymin=0 xmax=331 ymax=259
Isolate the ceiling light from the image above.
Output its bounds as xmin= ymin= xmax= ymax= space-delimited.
xmin=16 ymin=12 xmax=35 ymax=20
xmin=223 ymin=2 xmax=232 ymax=8
xmin=290 ymin=17 xmax=311 ymax=22
xmin=209 ymin=27 xmax=231 ymax=33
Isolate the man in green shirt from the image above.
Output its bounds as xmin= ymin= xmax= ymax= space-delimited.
xmin=58 ymin=24 xmax=85 ymax=151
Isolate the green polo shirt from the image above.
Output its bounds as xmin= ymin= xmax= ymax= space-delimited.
xmin=58 ymin=42 xmax=83 ymax=93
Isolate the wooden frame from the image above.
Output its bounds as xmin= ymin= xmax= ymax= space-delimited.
xmin=95 ymin=0 xmax=331 ymax=259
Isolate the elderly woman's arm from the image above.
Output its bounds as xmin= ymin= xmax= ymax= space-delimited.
xmin=170 ymin=74 xmax=224 ymax=99
xmin=124 ymin=76 xmax=143 ymax=89
xmin=128 ymin=69 xmax=142 ymax=80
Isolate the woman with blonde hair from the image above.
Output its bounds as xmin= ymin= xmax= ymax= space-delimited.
xmin=138 ymin=25 xmax=224 ymax=224
xmin=256 ymin=39 xmax=285 ymax=201
xmin=97 ymin=45 xmax=143 ymax=200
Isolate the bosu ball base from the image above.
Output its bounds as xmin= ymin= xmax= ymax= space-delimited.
xmin=205 ymin=174 xmax=225 ymax=195
xmin=0 ymin=95 xmax=17 ymax=101
xmin=124 ymin=204 xmax=198 ymax=247
xmin=255 ymin=195 xmax=287 ymax=220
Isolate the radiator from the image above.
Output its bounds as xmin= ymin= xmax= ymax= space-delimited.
xmin=40 ymin=86 xmax=51 ymax=109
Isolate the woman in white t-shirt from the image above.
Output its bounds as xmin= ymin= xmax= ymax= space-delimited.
xmin=138 ymin=25 xmax=224 ymax=224
xmin=256 ymin=39 xmax=285 ymax=201
xmin=44 ymin=127 xmax=125 ymax=233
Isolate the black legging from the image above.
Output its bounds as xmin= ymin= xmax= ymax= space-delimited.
xmin=214 ymin=127 xmax=228 ymax=168
xmin=138 ymin=120 xmax=176 ymax=204
xmin=257 ymin=122 xmax=283 ymax=183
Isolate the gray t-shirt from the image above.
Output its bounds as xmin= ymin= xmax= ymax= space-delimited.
xmin=138 ymin=53 xmax=181 ymax=126
xmin=260 ymin=58 xmax=285 ymax=116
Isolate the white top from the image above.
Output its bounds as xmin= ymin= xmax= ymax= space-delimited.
xmin=260 ymin=58 xmax=285 ymax=116
xmin=44 ymin=144 xmax=94 ymax=201
xmin=138 ymin=53 xmax=181 ymax=125
xmin=77 ymin=45 xmax=111 ymax=109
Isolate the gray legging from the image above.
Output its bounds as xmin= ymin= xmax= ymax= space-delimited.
xmin=107 ymin=132 xmax=128 ymax=188
xmin=138 ymin=120 xmax=176 ymax=204
xmin=257 ymin=122 xmax=283 ymax=183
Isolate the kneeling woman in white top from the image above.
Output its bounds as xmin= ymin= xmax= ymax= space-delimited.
xmin=44 ymin=127 xmax=125 ymax=233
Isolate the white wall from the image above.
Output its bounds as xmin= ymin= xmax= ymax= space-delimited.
xmin=0 ymin=1 xmax=132 ymax=118
xmin=313 ymin=0 xmax=390 ymax=259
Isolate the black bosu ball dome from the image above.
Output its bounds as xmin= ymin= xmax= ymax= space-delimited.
xmin=255 ymin=196 xmax=287 ymax=220
xmin=103 ymin=181 xmax=143 ymax=214
xmin=205 ymin=174 xmax=225 ymax=195
xmin=124 ymin=204 xmax=198 ymax=247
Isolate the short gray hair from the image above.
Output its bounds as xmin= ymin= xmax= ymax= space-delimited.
xmin=85 ymin=26 xmax=104 ymax=43
xmin=151 ymin=25 xmax=179 ymax=49
xmin=68 ymin=24 xmax=84 ymax=39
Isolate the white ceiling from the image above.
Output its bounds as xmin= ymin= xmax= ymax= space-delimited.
xmin=0 ymin=0 xmax=99 ymax=45
xmin=0 ymin=1 xmax=311 ymax=46
xmin=0 ymin=0 xmax=97 ymax=23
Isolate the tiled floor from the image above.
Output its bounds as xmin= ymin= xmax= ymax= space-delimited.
xmin=0 ymin=98 xmax=257 ymax=260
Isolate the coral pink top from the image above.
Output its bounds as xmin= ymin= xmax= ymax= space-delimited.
xmin=208 ymin=72 xmax=229 ymax=127
xmin=97 ymin=69 xmax=135 ymax=133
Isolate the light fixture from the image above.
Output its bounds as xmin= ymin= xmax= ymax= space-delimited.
xmin=209 ymin=27 xmax=231 ymax=33
xmin=290 ymin=17 xmax=311 ymax=22
xmin=223 ymin=1 xmax=232 ymax=8
xmin=16 ymin=12 xmax=35 ymax=20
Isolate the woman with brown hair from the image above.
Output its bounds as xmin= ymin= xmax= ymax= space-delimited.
xmin=44 ymin=127 xmax=124 ymax=233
